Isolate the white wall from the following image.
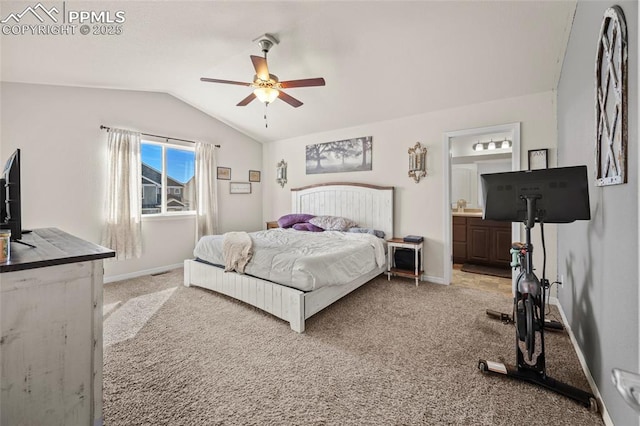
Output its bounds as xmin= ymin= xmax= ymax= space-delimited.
xmin=263 ymin=91 xmax=558 ymax=282
xmin=557 ymin=1 xmax=638 ymax=424
xmin=0 ymin=82 xmax=263 ymax=280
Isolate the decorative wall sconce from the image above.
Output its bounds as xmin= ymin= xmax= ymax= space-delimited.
xmin=408 ymin=142 xmax=427 ymax=183
xmin=276 ymin=159 xmax=287 ymax=188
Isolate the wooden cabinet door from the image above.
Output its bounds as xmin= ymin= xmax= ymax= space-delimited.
xmin=467 ymin=225 xmax=491 ymax=263
xmin=492 ymin=227 xmax=513 ymax=266
xmin=452 ymin=216 xmax=467 ymax=263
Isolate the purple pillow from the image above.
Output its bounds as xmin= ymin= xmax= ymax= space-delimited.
xmin=277 ymin=213 xmax=316 ymax=228
xmin=292 ymin=222 xmax=324 ymax=232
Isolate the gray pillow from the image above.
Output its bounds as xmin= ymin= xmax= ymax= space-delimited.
xmin=348 ymin=227 xmax=385 ymax=239
xmin=308 ymin=215 xmax=358 ymax=231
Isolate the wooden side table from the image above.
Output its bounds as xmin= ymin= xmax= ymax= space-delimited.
xmin=266 ymin=221 xmax=279 ymax=229
xmin=387 ymin=238 xmax=424 ymax=286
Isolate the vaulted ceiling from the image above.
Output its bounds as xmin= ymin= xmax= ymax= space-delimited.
xmin=0 ymin=1 xmax=576 ymax=143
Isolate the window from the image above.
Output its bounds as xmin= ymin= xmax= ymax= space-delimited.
xmin=141 ymin=141 xmax=195 ymax=215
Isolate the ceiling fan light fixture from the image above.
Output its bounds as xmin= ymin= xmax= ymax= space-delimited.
xmin=254 ymin=87 xmax=279 ymax=104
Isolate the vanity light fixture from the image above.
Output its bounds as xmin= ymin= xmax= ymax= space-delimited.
xmin=472 ymin=139 xmax=512 ymax=151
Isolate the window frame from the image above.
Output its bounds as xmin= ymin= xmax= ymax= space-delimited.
xmin=141 ymin=139 xmax=196 ymax=218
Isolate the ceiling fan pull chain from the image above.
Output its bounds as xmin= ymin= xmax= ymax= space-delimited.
xmin=264 ymin=102 xmax=269 ymax=128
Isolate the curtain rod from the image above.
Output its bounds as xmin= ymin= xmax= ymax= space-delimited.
xmin=100 ymin=125 xmax=220 ymax=148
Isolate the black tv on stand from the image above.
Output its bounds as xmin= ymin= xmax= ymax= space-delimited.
xmin=480 ymin=165 xmax=591 ymax=225
xmin=1 ymin=149 xmax=34 ymax=248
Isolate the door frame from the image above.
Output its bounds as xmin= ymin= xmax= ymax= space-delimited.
xmin=442 ymin=122 xmax=521 ymax=285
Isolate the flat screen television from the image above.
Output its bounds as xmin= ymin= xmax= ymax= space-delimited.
xmin=1 ymin=149 xmax=22 ymax=240
xmin=481 ymin=165 xmax=591 ymax=225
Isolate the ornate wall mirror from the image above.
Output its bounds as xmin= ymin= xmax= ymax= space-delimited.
xmin=276 ymin=159 xmax=287 ymax=188
xmin=408 ymin=142 xmax=427 ymax=183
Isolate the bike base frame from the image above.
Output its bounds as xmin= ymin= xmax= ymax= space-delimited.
xmin=486 ymin=309 xmax=564 ymax=331
xmin=478 ymin=359 xmax=598 ymax=412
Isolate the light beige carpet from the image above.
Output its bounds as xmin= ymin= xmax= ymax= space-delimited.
xmin=103 ymin=269 xmax=604 ymax=425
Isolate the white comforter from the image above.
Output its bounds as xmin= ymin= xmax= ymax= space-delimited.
xmin=193 ymin=228 xmax=386 ymax=291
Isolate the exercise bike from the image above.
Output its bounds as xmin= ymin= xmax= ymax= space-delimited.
xmin=478 ymin=194 xmax=597 ymax=412
xmin=485 ymin=240 xmax=564 ymax=333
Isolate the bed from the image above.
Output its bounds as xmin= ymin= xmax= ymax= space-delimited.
xmin=183 ymin=183 xmax=394 ymax=332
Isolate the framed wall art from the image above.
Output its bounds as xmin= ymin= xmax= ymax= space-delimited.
xmin=305 ymin=136 xmax=372 ymax=175
xmin=528 ymin=149 xmax=548 ymax=170
xmin=217 ymin=167 xmax=231 ymax=180
xmin=249 ymin=170 xmax=261 ymax=182
xmin=230 ymin=182 xmax=251 ymax=194
xmin=595 ymin=6 xmax=627 ymax=186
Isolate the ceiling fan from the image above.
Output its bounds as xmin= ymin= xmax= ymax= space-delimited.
xmin=200 ymin=34 xmax=326 ymax=108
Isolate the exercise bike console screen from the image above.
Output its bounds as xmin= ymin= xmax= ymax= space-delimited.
xmin=481 ymin=165 xmax=591 ymax=224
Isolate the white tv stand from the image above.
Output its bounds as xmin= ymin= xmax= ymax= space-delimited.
xmin=0 ymin=228 xmax=115 ymax=426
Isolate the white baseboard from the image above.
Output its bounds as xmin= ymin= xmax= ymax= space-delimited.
xmin=104 ymin=263 xmax=183 ymax=284
xmin=550 ymin=297 xmax=613 ymax=425
xmin=422 ymin=274 xmax=446 ymax=285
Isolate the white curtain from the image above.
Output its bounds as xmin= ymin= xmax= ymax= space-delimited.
xmin=195 ymin=142 xmax=219 ymax=240
xmin=101 ymin=128 xmax=142 ymax=260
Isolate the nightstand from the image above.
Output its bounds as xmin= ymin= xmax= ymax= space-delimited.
xmin=387 ymin=238 xmax=424 ymax=286
xmin=266 ymin=221 xmax=279 ymax=230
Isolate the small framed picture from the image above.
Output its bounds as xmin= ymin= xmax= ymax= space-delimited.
xmin=217 ymin=167 xmax=231 ymax=180
xmin=249 ymin=170 xmax=261 ymax=182
xmin=528 ymin=149 xmax=548 ymax=170
xmin=230 ymin=182 xmax=251 ymax=194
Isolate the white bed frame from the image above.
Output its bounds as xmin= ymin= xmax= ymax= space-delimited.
xmin=184 ymin=183 xmax=394 ymax=332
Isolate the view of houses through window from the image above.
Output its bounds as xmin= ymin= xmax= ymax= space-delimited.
xmin=141 ymin=141 xmax=196 ymax=215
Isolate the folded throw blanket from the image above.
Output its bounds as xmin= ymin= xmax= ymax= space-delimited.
xmin=222 ymin=231 xmax=253 ymax=274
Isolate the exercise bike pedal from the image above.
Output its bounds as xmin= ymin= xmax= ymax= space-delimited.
xmin=478 ymin=359 xmax=508 ymax=375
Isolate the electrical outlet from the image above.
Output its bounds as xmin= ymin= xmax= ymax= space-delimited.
xmin=557 ymin=274 xmax=564 ymax=286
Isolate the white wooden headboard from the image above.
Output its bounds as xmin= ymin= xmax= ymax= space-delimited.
xmin=291 ymin=183 xmax=394 ymax=239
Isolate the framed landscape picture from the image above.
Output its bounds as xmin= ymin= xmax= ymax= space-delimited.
xmin=306 ymin=136 xmax=372 ymax=175
xmin=249 ymin=170 xmax=261 ymax=182
xmin=217 ymin=167 xmax=231 ymax=180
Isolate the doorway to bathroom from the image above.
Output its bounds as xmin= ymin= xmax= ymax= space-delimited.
xmin=442 ymin=122 xmax=521 ymax=288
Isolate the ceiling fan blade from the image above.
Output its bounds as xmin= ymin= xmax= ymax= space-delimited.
xmin=236 ymin=93 xmax=256 ymax=106
xmin=278 ymin=90 xmax=303 ymax=108
xmin=200 ymin=77 xmax=251 ymax=86
xmin=279 ymin=78 xmax=326 ymax=89
xmin=250 ymin=55 xmax=270 ymax=81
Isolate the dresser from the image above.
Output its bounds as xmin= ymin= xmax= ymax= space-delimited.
xmin=0 ymin=228 xmax=115 ymax=426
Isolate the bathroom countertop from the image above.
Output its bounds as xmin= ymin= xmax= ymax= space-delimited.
xmin=452 ymin=210 xmax=483 ymax=218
